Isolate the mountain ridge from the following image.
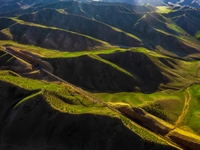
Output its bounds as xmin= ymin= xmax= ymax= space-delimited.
xmin=1 ymin=0 xmax=200 ymax=149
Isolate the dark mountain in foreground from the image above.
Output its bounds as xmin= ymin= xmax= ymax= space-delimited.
xmin=0 ymin=72 xmax=180 ymax=150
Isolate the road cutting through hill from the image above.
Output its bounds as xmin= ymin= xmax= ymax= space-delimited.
xmin=4 ymin=47 xmax=200 ymax=150
xmin=3 ymin=47 xmax=122 ymax=114
xmin=41 ymin=68 xmax=122 ymax=114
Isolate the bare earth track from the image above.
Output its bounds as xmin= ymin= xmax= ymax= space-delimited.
xmin=174 ymin=89 xmax=191 ymax=127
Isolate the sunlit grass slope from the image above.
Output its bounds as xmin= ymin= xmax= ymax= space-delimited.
xmin=1 ymin=40 xmax=200 ymax=90
xmin=0 ymin=70 xmax=180 ymax=149
xmin=156 ymin=6 xmax=172 ymax=14
xmin=0 ymin=40 xmax=122 ymax=58
xmin=94 ymin=84 xmax=200 ymax=136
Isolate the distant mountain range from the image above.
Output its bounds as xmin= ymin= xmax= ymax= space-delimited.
xmin=0 ymin=0 xmax=200 ymax=92
xmin=0 ymin=0 xmax=200 ymax=57
xmin=0 ymin=0 xmax=200 ymax=7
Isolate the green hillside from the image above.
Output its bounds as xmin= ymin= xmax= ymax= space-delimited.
xmin=1 ymin=0 xmax=200 ymax=149
xmin=0 ymin=70 xmax=180 ymax=150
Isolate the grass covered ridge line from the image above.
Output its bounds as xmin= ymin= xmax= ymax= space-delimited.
xmin=0 ymin=70 xmax=181 ymax=147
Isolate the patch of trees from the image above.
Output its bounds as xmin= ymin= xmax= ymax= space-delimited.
xmin=142 ymin=103 xmax=168 ymax=121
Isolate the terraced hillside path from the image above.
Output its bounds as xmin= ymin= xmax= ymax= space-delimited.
xmin=174 ymin=89 xmax=191 ymax=127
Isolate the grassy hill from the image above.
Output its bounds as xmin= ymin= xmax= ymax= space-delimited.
xmin=0 ymin=70 xmax=180 ymax=150
xmin=1 ymin=0 xmax=200 ymax=149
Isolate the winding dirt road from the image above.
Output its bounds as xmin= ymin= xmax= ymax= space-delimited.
xmin=174 ymin=89 xmax=191 ymax=127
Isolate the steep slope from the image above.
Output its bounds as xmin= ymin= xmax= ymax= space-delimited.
xmin=44 ymin=52 xmax=169 ymax=93
xmin=60 ymin=2 xmax=200 ymax=56
xmin=0 ymin=21 xmax=111 ymax=51
xmin=132 ymin=13 xmax=200 ymax=56
xmin=0 ymin=18 xmax=16 ymax=30
xmin=0 ymin=2 xmax=21 ymax=14
xmin=45 ymin=55 xmax=138 ymax=92
xmin=0 ymin=50 xmax=16 ymax=66
xmin=163 ymin=0 xmax=200 ymax=8
xmin=1 ymin=1 xmax=200 ymax=57
xmin=0 ymin=71 xmax=179 ymax=150
xmin=18 ymin=8 xmax=143 ymax=47
xmin=99 ymin=51 xmax=168 ymax=89
xmin=171 ymin=9 xmax=200 ymax=36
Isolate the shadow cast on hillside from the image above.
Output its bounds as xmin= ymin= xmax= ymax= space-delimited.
xmin=45 ymin=52 xmax=168 ymax=94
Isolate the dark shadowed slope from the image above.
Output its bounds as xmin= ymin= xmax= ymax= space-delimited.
xmin=44 ymin=51 xmax=168 ymax=93
xmin=0 ymin=20 xmax=111 ymax=51
xmin=18 ymin=8 xmax=143 ymax=47
xmin=1 ymin=1 xmax=200 ymax=57
xmin=0 ymin=72 xmax=179 ymax=150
